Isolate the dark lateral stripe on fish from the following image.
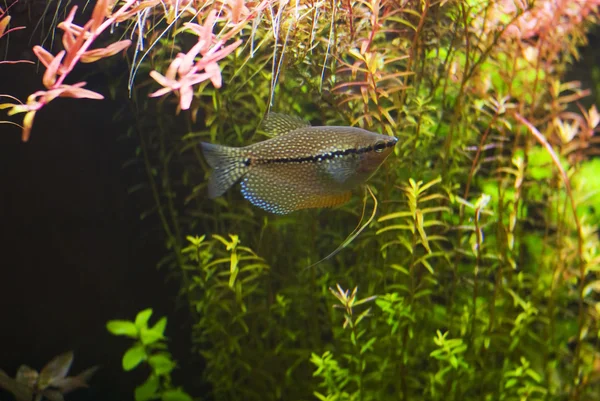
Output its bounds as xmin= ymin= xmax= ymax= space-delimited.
xmin=251 ymin=141 xmax=396 ymax=166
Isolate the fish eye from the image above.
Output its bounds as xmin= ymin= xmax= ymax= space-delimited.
xmin=374 ymin=141 xmax=386 ymax=153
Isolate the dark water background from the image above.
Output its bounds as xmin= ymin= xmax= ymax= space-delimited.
xmin=0 ymin=2 xmax=598 ymax=400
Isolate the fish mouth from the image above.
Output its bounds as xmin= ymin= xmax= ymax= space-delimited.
xmin=385 ymin=136 xmax=398 ymax=148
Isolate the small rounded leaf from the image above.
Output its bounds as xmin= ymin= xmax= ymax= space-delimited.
xmin=134 ymin=375 xmax=160 ymax=401
xmin=151 ymin=317 xmax=167 ymax=336
xmin=135 ymin=309 xmax=153 ymax=329
xmin=148 ymin=354 xmax=175 ymax=376
xmin=140 ymin=317 xmax=167 ymax=345
xmin=122 ymin=344 xmax=147 ymax=371
xmin=107 ymin=320 xmax=138 ymax=338
xmin=140 ymin=327 xmax=164 ymax=346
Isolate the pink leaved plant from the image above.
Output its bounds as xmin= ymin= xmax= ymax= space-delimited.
xmin=0 ymin=1 xmax=31 ymax=65
xmin=2 ymin=0 xmax=271 ymax=141
xmin=148 ymin=1 xmax=270 ymax=113
xmin=149 ymin=9 xmax=243 ymax=111
xmin=0 ymin=0 xmax=27 ymax=50
xmin=0 ymin=0 xmax=135 ymax=142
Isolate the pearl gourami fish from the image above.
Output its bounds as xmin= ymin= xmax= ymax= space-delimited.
xmin=200 ymin=113 xmax=398 ymax=214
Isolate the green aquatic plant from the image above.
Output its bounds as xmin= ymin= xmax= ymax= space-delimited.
xmin=108 ymin=0 xmax=599 ymax=399
xmin=107 ymin=308 xmax=193 ymax=401
xmin=311 ymin=285 xmax=376 ymax=401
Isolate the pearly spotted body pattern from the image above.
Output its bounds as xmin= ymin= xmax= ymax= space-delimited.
xmin=200 ymin=113 xmax=398 ymax=214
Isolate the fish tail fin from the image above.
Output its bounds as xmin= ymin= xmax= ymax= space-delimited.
xmin=200 ymin=142 xmax=249 ymax=198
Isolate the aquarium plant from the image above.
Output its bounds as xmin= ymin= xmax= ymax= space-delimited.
xmin=0 ymin=352 xmax=98 ymax=401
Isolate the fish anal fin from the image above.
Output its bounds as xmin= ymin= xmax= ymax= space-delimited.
xmin=240 ymin=165 xmax=352 ymax=214
xmin=260 ymin=112 xmax=311 ymax=137
xmin=296 ymin=191 xmax=352 ymax=211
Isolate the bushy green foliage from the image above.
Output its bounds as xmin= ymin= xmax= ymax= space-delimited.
xmin=116 ymin=0 xmax=600 ymax=400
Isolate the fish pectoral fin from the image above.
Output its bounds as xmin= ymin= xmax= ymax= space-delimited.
xmin=325 ymin=158 xmax=359 ymax=184
xmin=260 ymin=112 xmax=311 ymax=137
xmin=297 ymin=191 xmax=352 ymax=210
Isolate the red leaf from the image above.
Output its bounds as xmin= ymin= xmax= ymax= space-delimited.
xmin=63 ymin=19 xmax=93 ymax=69
xmin=196 ymin=39 xmax=242 ymax=71
xmin=179 ymin=85 xmax=194 ymax=111
xmin=58 ymin=84 xmax=104 ymax=100
xmin=33 ymin=46 xmax=55 ymax=69
xmin=165 ymin=56 xmax=182 ymax=81
xmin=205 ymin=62 xmax=222 ymax=88
xmin=80 ymin=39 xmax=132 ymax=63
xmin=0 ymin=14 xmax=10 ymax=37
xmin=90 ymin=0 xmax=109 ymax=31
xmin=148 ymin=87 xmax=174 ymax=98
xmin=149 ymin=71 xmax=179 ymax=89
xmin=180 ymin=40 xmax=204 ymax=76
xmin=21 ymin=111 xmax=36 ymax=142
xmin=42 ymin=50 xmax=66 ymax=89
xmin=62 ymin=30 xmax=75 ymax=52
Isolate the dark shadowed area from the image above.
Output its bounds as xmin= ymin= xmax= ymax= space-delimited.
xmin=0 ymin=2 xmax=200 ymax=401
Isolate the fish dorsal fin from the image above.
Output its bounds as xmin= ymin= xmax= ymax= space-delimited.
xmin=260 ymin=112 xmax=311 ymax=137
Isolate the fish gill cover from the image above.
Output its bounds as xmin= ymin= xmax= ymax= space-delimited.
xmin=2 ymin=0 xmax=600 ymax=401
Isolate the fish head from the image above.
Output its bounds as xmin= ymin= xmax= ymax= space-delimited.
xmin=355 ymin=130 xmax=398 ymax=174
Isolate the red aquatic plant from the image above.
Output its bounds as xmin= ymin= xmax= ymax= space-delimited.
xmin=0 ymin=1 xmax=34 ymax=132
xmin=148 ymin=10 xmax=243 ymax=111
xmin=0 ymin=0 xmax=134 ymax=142
xmin=0 ymin=1 xmax=31 ymax=66
xmin=148 ymin=1 xmax=270 ymax=112
xmin=1 ymin=0 xmax=273 ymax=141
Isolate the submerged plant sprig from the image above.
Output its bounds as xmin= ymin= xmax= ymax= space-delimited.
xmin=311 ymin=285 xmax=377 ymax=401
xmin=107 ymin=309 xmax=193 ymax=401
xmin=0 ymin=0 xmax=134 ymax=142
xmin=377 ymin=176 xmax=449 ymax=260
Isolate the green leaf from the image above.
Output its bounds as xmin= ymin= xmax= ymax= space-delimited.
xmin=526 ymin=368 xmax=542 ymax=383
xmin=313 ymin=392 xmax=328 ymax=401
xmin=148 ymin=354 xmax=175 ymax=376
xmin=378 ymin=211 xmax=412 ymax=222
xmin=135 ymin=309 xmax=153 ymax=329
xmin=161 ymin=389 xmax=193 ymax=401
xmin=134 ymin=375 xmax=160 ymax=401
xmin=415 ymin=209 xmax=432 ymax=253
xmin=360 ymin=337 xmax=377 ymax=354
xmin=139 ymin=317 xmax=167 ymax=345
xmin=418 ymin=175 xmax=442 ymax=195
xmin=151 ymin=317 xmax=167 ymax=336
xmin=123 ymin=344 xmax=147 ymax=371
xmin=106 ymin=320 xmax=138 ymax=338
xmin=140 ymin=328 xmax=164 ymax=346
xmin=389 ymin=264 xmax=409 ymax=275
